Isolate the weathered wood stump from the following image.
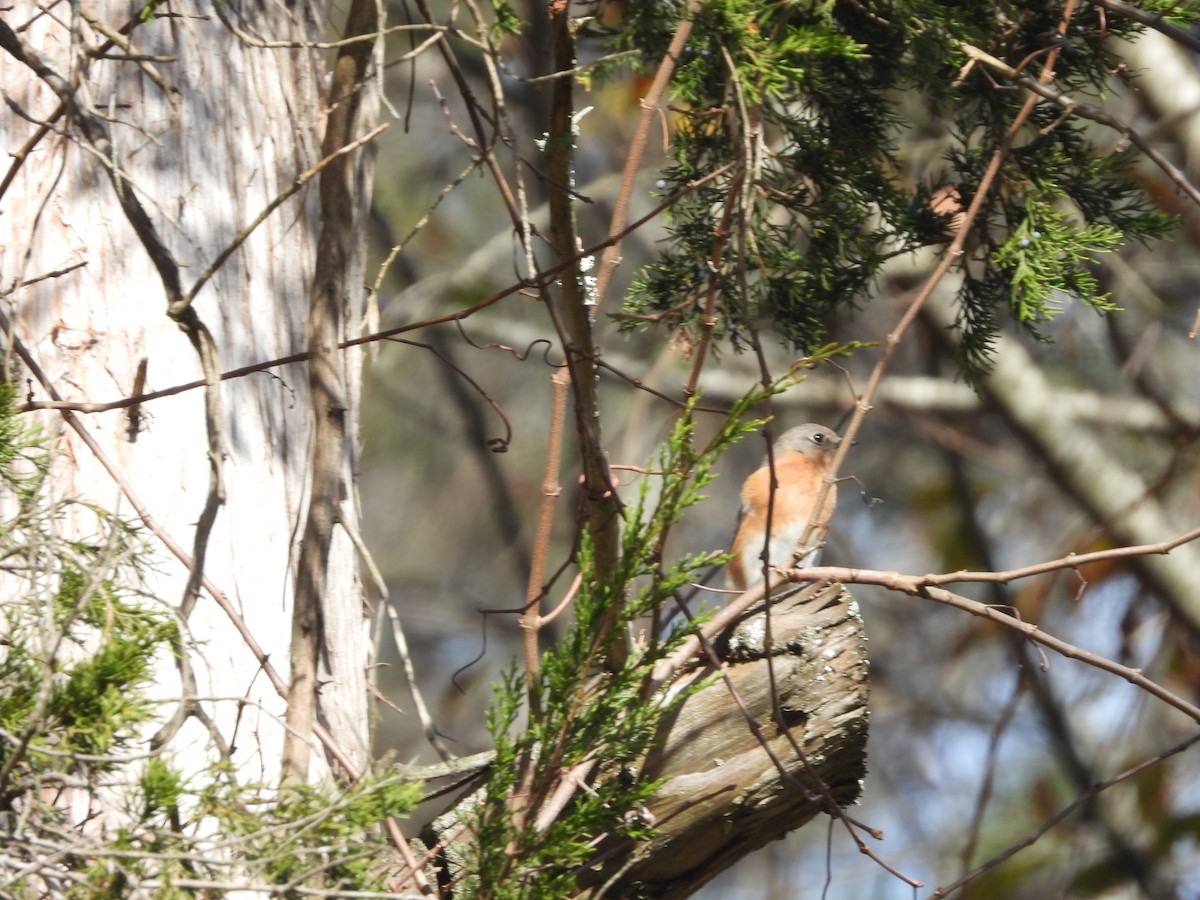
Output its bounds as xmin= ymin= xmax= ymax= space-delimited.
xmin=422 ymin=581 xmax=869 ymax=898
xmin=588 ymin=581 xmax=870 ymax=897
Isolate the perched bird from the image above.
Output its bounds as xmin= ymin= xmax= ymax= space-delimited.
xmin=726 ymin=424 xmax=842 ymax=592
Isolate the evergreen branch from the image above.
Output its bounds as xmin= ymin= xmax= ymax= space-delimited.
xmin=0 ymin=320 xmax=368 ymax=781
xmin=2 ymin=8 xmax=235 ymax=778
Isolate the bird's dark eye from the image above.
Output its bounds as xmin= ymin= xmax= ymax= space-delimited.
xmin=812 ymin=433 xmax=824 ymax=444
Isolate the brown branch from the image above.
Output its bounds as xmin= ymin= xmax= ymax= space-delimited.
xmin=519 ymin=368 xmax=571 ymax=713
xmin=873 ymin=524 xmax=1200 ymax=587
xmin=209 ymin=4 xmax=447 ymax=52
xmin=655 ymin=521 xmax=1199 ymax=700
xmin=412 ymin=0 xmax=524 ymax=237
xmin=591 ymin=2 xmax=698 ymax=314
xmin=180 ymin=124 xmax=389 ymax=315
xmin=78 ymin=6 xmax=175 ymax=98
xmin=0 ymin=260 xmax=88 ymax=297
xmin=282 ymin=0 xmax=379 ymax=784
xmin=650 ymin=569 xmax=780 ymax=693
xmin=681 ymin=44 xmax=756 ymax=398
xmin=532 ymin=757 xmax=601 ymax=836
xmin=0 ymin=1 xmax=157 ymax=204
xmin=538 ymin=572 xmax=582 ymax=627
xmin=684 ymin=163 xmax=739 ymax=398
xmin=544 ymin=3 xmax=626 ymax=671
xmin=18 ymin=163 xmax=737 ymax=417
xmin=1085 ymin=0 xmax=1200 ymax=55
xmin=789 ymin=564 xmax=1200 ymax=722
xmin=384 ymin=818 xmax=435 ymax=896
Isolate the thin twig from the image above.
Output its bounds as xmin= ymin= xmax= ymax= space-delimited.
xmin=519 ymin=368 xmax=571 ymax=713
xmin=958 ymin=669 xmax=1024 ymax=877
xmin=592 ymin=2 xmax=699 ymax=313
xmin=210 ymin=3 xmax=447 ymax=51
xmin=370 ymin=157 xmax=480 ymax=296
xmin=339 ymin=516 xmax=454 ymax=763
xmin=460 ymin=0 xmax=536 ymax=278
xmin=0 ymin=260 xmax=87 ymax=297
xmin=790 ymin=562 xmax=1200 ymax=722
xmin=0 ymin=1 xmax=157 ymax=204
xmin=853 ymin=523 xmax=1200 ymax=587
xmin=929 ymin=730 xmax=1200 ymax=898
xmin=1086 ymin=0 xmax=1200 ymax=55
xmin=655 ymin=520 xmax=1199 ymax=698
xmin=412 ymin=0 xmax=524 ymax=236
xmin=79 ymin=6 xmax=175 ymax=98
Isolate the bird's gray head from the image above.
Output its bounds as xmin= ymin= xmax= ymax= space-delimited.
xmin=771 ymin=423 xmax=842 ymax=459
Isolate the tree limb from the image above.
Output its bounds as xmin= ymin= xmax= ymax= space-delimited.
xmin=284 ymin=0 xmax=380 ymax=784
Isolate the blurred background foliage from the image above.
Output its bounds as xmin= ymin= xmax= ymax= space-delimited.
xmin=360 ymin=1 xmax=1200 ymax=895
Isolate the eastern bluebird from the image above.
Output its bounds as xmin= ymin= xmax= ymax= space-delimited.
xmin=726 ymin=424 xmax=842 ymax=592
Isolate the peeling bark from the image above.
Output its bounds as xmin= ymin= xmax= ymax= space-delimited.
xmin=1 ymin=0 xmax=370 ymax=795
xmin=597 ymin=582 xmax=868 ymax=896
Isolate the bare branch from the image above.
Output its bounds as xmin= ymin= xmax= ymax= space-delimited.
xmin=787 ymin=0 xmax=1083 ymax=585
xmin=930 ymin=730 xmax=1200 ymax=898
xmin=18 ymin=163 xmax=736 ymax=417
xmin=519 ymin=368 xmax=571 ymax=712
xmin=789 ymin=563 xmax=1200 ymax=722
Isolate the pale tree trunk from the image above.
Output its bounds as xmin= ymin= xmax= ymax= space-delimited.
xmin=0 ymin=0 xmax=372 ymax=800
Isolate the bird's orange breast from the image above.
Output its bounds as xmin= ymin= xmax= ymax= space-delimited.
xmin=727 ymin=455 xmax=837 ymax=591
